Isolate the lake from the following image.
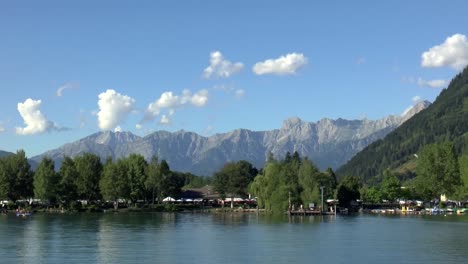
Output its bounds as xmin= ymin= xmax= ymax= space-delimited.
xmin=1 ymin=212 xmax=467 ymax=263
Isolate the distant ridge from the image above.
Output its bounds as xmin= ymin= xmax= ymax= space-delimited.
xmin=0 ymin=150 xmax=13 ymax=158
xmin=31 ymin=104 xmax=429 ymax=176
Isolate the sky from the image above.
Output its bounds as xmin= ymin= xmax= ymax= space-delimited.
xmin=1 ymin=0 xmax=468 ymax=156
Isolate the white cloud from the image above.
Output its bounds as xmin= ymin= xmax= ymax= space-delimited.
xmin=135 ymin=124 xmax=142 ymax=130
xmin=0 ymin=125 xmax=4 ymax=133
xmin=160 ymin=115 xmax=171 ymax=125
xmin=142 ymin=89 xmax=209 ymax=124
xmin=235 ymin=89 xmax=245 ymax=98
xmin=190 ymin=89 xmax=209 ymax=106
xmin=114 ymin=126 xmax=122 ymax=132
xmin=97 ymin=89 xmax=135 ymax=131
xmin=15 ymin=98 xmax=60 ymax=135
xmin=421 ymin=34 xmax=468 ymax=70
xmin=203 ymin=51 xmax=244 ymax=79
xmin=253 ymin=53 xmax=308 ymax=75
xmin=417 ymin=78 xmax=447 ymax=89
xmin=56 ymin=82 xmax=79 ymax=97
xmin=412 ymin=96 xmax=421 ymax=103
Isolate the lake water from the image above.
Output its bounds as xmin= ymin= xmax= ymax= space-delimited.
xmin=1 ymin=212 xmax=468 ymax=263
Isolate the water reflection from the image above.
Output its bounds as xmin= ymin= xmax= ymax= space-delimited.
xmin=1 ymin=213 xmax=468 ymax=264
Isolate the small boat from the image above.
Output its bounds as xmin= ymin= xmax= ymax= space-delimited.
xmin=16 ymin=212 xmax=31 ymax=217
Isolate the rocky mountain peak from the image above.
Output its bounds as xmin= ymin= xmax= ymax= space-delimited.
xmin=400 ymin=100 xmax=431 ymax=123
xmin=281 ymin=117 xmax=304 ymax=130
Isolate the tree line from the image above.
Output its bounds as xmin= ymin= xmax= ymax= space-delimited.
xmin=360 ymin=142 xmax=465 ymax=204
xmin=0 ymin=151 xmax=210 ymax=209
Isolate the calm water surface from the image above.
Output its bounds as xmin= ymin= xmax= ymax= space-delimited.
xmin=1 ymin=212 xmax=467 ymax=263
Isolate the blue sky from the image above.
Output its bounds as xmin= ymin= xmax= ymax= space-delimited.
xmin=1 ymin=0 xmax=468 ymax=156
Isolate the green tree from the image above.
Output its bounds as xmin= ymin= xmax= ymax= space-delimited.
xmin=57 ymin=156 xmax=79 ymax=207
xmin=100 ymin=158 xmax=130 ymax=208
xmin=361 ymin=186 xmax=382 ymax=204
xmin=336 ymin=176 xmax=361 ymax=208
xmin=34 ymin=157 xmax=60 ymax=204
xmin=145 ymin=156 xmax=162 ymax=206
xmin=0 ymin=150 xmax=33 ymax=201
xmin=380 ymin=170 xmax=401 ymax=202
xmin=415 ymin=142 xmax=462 ymax=200
xmin=214 ymin=161 xmax=257 ymax=208
xmin=74 ymin=153 xmax=102 ymax=201
xmin=125 ymin=154 xmax=148 ymax=204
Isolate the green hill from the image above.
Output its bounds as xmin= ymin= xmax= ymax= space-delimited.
xmin=337 ymin=66 xmax=468 ymax=182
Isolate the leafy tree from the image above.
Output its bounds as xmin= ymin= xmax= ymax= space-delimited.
xmin=336 ymin=176 xmax=361 ymax=208
xmin=298 ymin=159 xmax=321 ymax=207
xmin=145 ymin=156 xmax=160 ymax=205
xmin=125 ymin=154 xmax=148 ymax=203
xmin=380 ymin=169 xmax=401 ymax=201
xmin=415 ymin=142 xmax=461 ymax=199
xmin=58 ymin=156 xmax=79 ymax=206
xmin=0 ymin=150 xmax=33 ymax=201
xmin=214 ymin=160 xmax=257 ymax=208
xmin=34 ymin=157 xmax=60 ymax=204
xmin=361 ymin=186 xmax=382 ymax=204
xmin=100 ymin=158 xmax=129 ymax=207
xmin=74 ymin=153 xmax=102 ymax=201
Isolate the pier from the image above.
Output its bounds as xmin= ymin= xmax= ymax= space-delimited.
xmin=287 ymin=210 xmax=336 ymax=216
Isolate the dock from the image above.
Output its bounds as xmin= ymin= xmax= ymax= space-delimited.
xmin=287 ymin=210 xmax=336 ymax=216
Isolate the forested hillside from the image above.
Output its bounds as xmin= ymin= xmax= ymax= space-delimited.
xmin=337 ymin=66 xmax=468 ymax=182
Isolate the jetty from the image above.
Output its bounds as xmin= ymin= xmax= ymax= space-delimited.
xmin=287 ymin=210 xmax=336 ymax=216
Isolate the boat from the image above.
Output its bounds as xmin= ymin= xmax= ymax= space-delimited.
xmin=16 ymin=211 xmax=31 ymax=217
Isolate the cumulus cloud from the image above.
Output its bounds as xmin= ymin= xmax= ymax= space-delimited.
xmin=203 ymin=51 xmax=243 ymax=79
xmin=253 ymin=53 xmax=308 ymax=75
xmin=142 ymin=89 xmax=209 ymax=124
xmin=56 ymin=82 xmax=79 ymax=97
xmin=135 ymin=124 xmax=142 ymax=130
xmin=421 ymin=34 xmax=468 ymax=70
xmin=417 ymin=78 xmax=447 ymax=89
xmin=97 ymin=89 xmax=135 ymax=131
xmin=160 ymin=115 xmax=170 ymax=125
xmin=15 ymin=98 xmax=61 ymax=135
xmin=114 ymin=126 xmax=122 ymax=132
xmin=0 ymin=125 xmax=4 ymax=133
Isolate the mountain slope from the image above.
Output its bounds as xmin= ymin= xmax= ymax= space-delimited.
xmin=31 ymin=104 xmax=429 ymax=176
xmin=0 ymin=150 xmax=13 ymax=158
xmin=337 ymin=66 xmax=468 ymax=181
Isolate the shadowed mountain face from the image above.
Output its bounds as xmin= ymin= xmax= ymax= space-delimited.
xmin=30 ymin=104 xmax=429 ymax=176
xmin=0 ymin=150 xmax=13 ymax=158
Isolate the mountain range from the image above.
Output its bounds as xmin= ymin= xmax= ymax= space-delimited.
xmin=28 ymin=101 xmax=430 ymax=176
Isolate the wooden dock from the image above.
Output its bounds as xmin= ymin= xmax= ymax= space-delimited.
xmin=287 ymin=210 xmax=336 ymax=216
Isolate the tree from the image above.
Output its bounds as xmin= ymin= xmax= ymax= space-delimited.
xmin=214 ymin=161 xmax=257 ymax=208
xmin=34 ymin=157 xmax=60 ymax=205
xmin=361 ymin=186 xmax=382 ymax=204
xmin=0 ymin=150 xmax=33 ymax=202
xmin=380 ymin=169 xmax=401 ymax=202
xmin=415 ymin=142 xmax=462 ymax=200
xmin=58 ymin=156 xmax=79 ymax=207
xmin=74 ymin=153 xmax=102 ymax=201
xmin=125 ymin=154 xmax=148 ymax=204
xmin=336 ymin=176 xmax=361 ymax=208
xmin=145 ymin=156 xmax=162 ymax=206
xmin=100 ymin=158 xmax=127 ymax=208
